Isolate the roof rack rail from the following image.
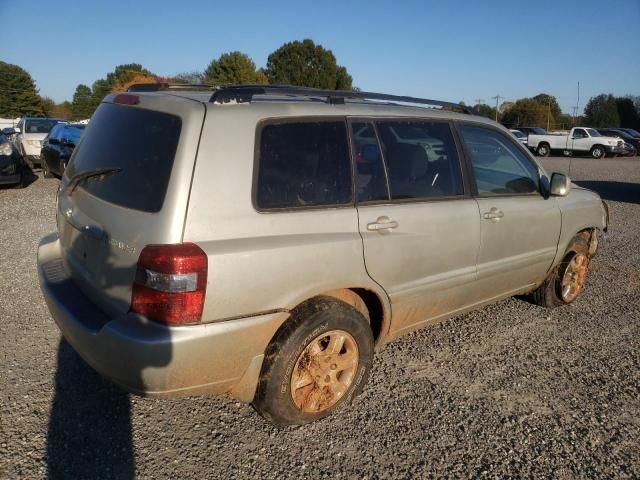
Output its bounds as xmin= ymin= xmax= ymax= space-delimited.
xmin=209 ymin=84 xmax=476 ymax=114
xmin=127 ymin=83 xmax=215 ymax=92
xmin=126 ymin=83 xmax=476 ymax=114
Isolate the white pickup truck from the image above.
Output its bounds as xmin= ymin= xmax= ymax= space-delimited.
xmin=528 ymin=127 xmax=624 ymax=159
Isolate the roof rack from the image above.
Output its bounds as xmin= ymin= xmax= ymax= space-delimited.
xmin=127 ymin=83 xmax=215 ymax=92
xmin=126 ymin=83 xmax=476 ymax=114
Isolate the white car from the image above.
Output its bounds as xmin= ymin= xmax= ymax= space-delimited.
xmin=14 ymin=117 xmax=66 ymax=168
xmin=509 ymin=129 xmax=528 ymax=146
xmin=528 ymin=127 xmax=624 ymax=159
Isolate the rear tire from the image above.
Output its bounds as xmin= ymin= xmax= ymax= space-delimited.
xmin=536 ymin=143 xmax=550 ymax=157
xmin=529 ymin=235 xmax=591 ymax=308
xmin=253 ymin=297 xmax=373 ymax=426
xmin=590 ymin=145 xmax=605 ymax=159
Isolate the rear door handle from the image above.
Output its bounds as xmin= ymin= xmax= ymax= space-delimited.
xmin=482 ymin=207 xmax=504 ymax=222
xmin=367 ymin=216 xmax=399 ymax=232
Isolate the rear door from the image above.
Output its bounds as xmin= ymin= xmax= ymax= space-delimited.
xmin=457 ymin=123 xmax=561 ymax=297
xmin=56 ymin=95 xmax=205 ymax=316
xmin=352 ymin=118 xmax=481 ymax=336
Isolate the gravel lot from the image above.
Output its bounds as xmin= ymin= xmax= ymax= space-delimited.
xmin=1 ymin=157 xmax=639 ymax=479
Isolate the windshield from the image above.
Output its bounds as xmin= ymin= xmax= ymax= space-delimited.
xmin=624 ymin=128 xmax=640 ymax=137
xmin=63 ymin=125 xmax=85 ymax=144
xmin=24 ymin=119 xmax=63 ymax=134
xmin=586 ymin=128 xmax=602 ymax=137
xmin=511 ymin=130 xmax=526 ymax=139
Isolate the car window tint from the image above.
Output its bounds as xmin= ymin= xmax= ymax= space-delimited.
xmin=256 ymin=121 xmax=352 ymax=209
xmin=375 ymin=121 xmax=464 ymax=200
xmin=460 ymin=125 xmax=540 ymax=196
xmin=351 ymin=122 xmax=389 ymax=202
xmin=573 ymin=129 xmax=587 ymax=138
xmin=67 ymin=103 xmax=181 ymax=212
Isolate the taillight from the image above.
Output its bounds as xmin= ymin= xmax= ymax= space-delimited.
xmin=113 ymin=94 xmax=139 ymax=105
xmin=130 ymin=243 xmax=207 ymax=325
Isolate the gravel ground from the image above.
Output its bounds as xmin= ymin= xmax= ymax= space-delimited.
xmin=1 ymin=157 xmax=639 ymax=479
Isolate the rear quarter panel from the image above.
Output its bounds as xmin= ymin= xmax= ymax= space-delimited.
xmin=183 ymin=106 xmax=389 ymax=325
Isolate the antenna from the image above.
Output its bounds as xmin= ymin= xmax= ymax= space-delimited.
xmin=568 ymin=81 xmax=580 ymax=179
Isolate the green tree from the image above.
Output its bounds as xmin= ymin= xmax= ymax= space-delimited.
xmin=473 ymin=103 xmax=497 ymax=120
xmin=616 ymin=97 xmax=640 ymax=129
xmin=584 ymin=94 xmax=620 ymax=127
xmin=0 ymin=62 xmax=43 ymax=117
xmin=204 ymin=51 xmax=267 ymax=84
xmin=532 ymin=93 xmax=562 ymax=127
xmin=173 ymin=70 xmax=206 ymax=84
xmin=265 ymin=39 xmax=353 ymax=90
xmin=501 ymin=98 xmax=548 ymax=128
xmin=71 ymin=84 xmax=94 ymax=119
xmin=40 ymin=97 xmax=56 ymax=117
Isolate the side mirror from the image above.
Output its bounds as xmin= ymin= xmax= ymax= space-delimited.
xmin=14 ymin=127 xmax=21 ymax=133
xmin=550 ymin=172 xmax=571 ymax=196
xmin=2 ymin=128 xmax=16 ymax=135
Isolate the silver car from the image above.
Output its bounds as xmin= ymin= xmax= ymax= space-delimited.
xmin=37 ymin=85 xmax=609 ymax=426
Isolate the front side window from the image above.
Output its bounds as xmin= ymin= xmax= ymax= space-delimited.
xmin=459 ymin=125 xmax=540 ymax=196
xmin=256 ymin=120 xmax=352 ymax=209
xmin=376 ymin=121 xmax=464 ymax=200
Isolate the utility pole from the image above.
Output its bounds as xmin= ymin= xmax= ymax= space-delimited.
xmin=491 ymin=95 xmax=503 ymax=122
xmin=575 ymin=81 xmax=580 ymax=126
xmin=547 ymin=97 xmax=551 ymax=131
xmin=475 ymin=98 xmax=484 ymax=106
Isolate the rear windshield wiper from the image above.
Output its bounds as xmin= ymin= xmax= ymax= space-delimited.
xmin=66 ymin=167 xmax=122 ymax=195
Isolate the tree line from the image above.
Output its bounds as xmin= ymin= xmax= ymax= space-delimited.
xmin=469 ymin=93 xmax=640 ymax=131
xmin=1 ymin=38 xmax=639 ymax=130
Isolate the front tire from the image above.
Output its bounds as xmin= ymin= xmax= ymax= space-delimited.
xmin=253 ymin=297 xmax=373 ymax=426
xmin=590 ymin=145 xmax=605 ymax=159
xmin=536 ymin=143 xmax=550 ymax=157
xmin=42 ymin=159 xmax=54 ymax=178
xmin=530 ymin=235 xmax=591 ymax=308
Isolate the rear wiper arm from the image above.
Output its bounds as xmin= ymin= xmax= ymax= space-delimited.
xmin=66 ymin=167 xmax=122 ymax=195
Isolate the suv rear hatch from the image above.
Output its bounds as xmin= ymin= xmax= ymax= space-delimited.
xmin=56 ymin=93 xmax=205 ymax=318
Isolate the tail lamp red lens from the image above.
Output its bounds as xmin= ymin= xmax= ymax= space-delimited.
xmin=130 ymin=243 xmax=207 ymax=325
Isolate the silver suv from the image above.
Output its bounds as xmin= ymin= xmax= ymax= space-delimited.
xmin=37 ymin=85 xmax=609 ymax=426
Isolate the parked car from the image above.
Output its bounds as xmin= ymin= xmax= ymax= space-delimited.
xmin=617 ymin=128 xmax=640 ymax=138
xmin=2 ymin=127 xmax=18 ymax=142
xmin=529 ymin=127 xmax=624 ymax=158
xmin=41 ymin=123 xmax=86 ymax=178
xmin=14 ymin=117 xmax=66 ymax=168
xmin=509 ymin=129 xmax=528 ymax=145
xmin=597 ymin=128 xmax=640 ymax=153
xmin=0 ymin=132 xmax=24 ymax=188
xmin=514 ymin=126 xmax=548 ymax=136
xmin=37 ymin=85 xmax=609 ymax=426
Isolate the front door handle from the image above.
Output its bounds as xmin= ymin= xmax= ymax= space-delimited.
xmin=367 ymin=216 xmax=399 ymax=232
xmin=482 ymin=207 xmax=504 ymax=222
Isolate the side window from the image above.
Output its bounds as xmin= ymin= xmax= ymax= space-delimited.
xmin=351 ymin=122 xmax=389 ymax=202
xmin=459 ymin=125 xmax=540 ymax=196
xmin=376 ymin=121 xmax=464 ymax=200
xmin=573 ymin=129 xmax=587 ymax=139
xmin=256 ymin=120 xmax=352 ymax=209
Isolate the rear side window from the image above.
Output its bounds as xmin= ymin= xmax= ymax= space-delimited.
xmin=376 ymin=121 xmax=464 ymax=200
xmin=256 ymin=121 xmax=352 ymax=209
xmin=68 ymin=103 xmax=181 ymax=212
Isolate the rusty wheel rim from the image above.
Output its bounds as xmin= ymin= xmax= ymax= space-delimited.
xmin=290 ymin=330 xmax=359 ymax=413
xmin=561 ymin=253 xmax=588 ymax=302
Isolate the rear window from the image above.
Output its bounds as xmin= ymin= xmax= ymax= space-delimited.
xmin=68 ymin=103 xmax=181 ymax=212
xmin=255 ymin=120 xmax=352 ymax=209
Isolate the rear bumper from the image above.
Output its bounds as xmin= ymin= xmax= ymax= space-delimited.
xmin=37 ymin=234 xmax=288 ymax=401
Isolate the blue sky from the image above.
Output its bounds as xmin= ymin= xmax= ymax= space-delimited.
xmin=1 ymin=0 xmax=639 ymax=113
